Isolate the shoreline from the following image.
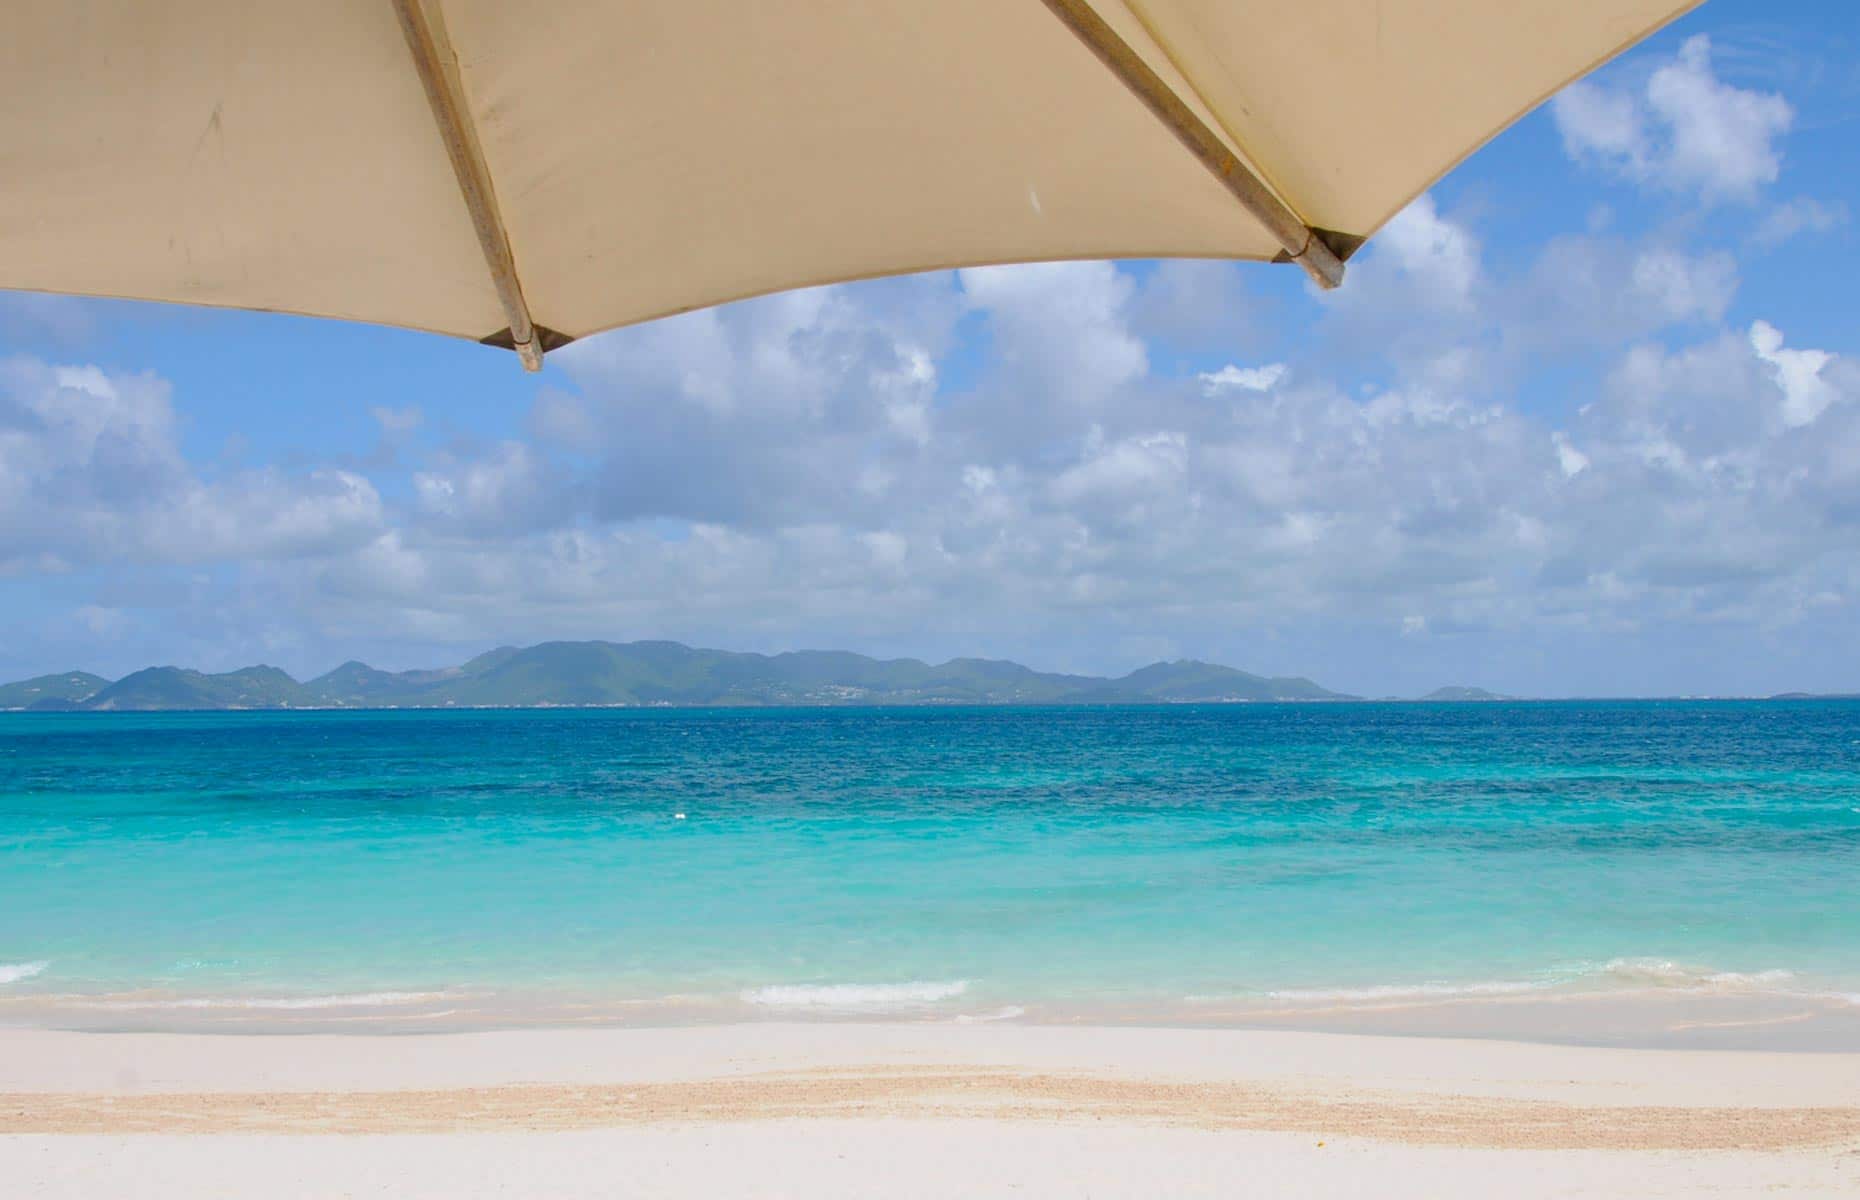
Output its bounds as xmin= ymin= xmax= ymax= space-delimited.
xmin=6 ymin=984 xmax=1860 ymax=1052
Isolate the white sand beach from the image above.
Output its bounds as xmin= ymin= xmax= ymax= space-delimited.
xmin=4 ymin=1023 xmax=1857 ymax=1197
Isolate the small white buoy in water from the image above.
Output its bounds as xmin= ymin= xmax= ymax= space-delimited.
xmin=674 ymin=812 xmax=686 ymax=820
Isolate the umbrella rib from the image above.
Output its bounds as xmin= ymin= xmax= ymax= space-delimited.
xmin=1035 ymin=0 xmax=1345 ymax=289
xmin=392 ymin=0 xmax=545 ymax=369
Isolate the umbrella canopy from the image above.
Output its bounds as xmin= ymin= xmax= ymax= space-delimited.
xmin=3 ymin=1 xmax=1696 ymax=369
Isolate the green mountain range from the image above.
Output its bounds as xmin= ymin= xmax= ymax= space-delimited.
xmin=3 ymin=640 xmax=1359 ymax=711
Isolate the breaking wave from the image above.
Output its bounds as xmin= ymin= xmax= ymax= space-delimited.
xmin=1190 ymin=957 xmax=1840 ymax=1010
xmin=1253 ymin=979 xmax=1545 ymax=1003
xmin=0 ymin=961 xmax=48 ymax=986
xmin=742 ymin=980 xmax=970 ymax=1011
xmin=1597 ymin=958 xmax=1796 ymax=990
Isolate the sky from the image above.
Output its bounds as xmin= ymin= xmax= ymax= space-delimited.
xmin=3 ymin=1 xmax=1859 ymax=698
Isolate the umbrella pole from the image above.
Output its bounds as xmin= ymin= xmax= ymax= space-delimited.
xmin=1036 ymin=0 xmax=1346 ymax=289
xmin=393 ymin=0 xmax=547 ymax=369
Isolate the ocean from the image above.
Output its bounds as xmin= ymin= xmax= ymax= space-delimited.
xmin=3 ymin=702 xmax=1858 ymax=1033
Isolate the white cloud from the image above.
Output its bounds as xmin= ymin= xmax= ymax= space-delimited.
xmin=1554 ymin=35 xmax=1793 ymax=202
xmin=168 ymin=468 xmax=383 ymax=562
xmin=1552 ymin=433 xmax=1590 ymax=478
xmin=371 ymin=405 xmax=423 ymax=436
xmin=1317 ymin=196 xmax=1494 ymax=376
xmin=1647 ymin=37 xmax=1793 ymax=199
xmin=1750 ymin=320 xmax=1836 ymax=427
xmin=550 ymin=273 xmax=959 ymax=528
xmin=0 ymin=357 xmax=383 ymax=571
xmin=958 ymin=261 xmax=1146 ymax=408
xmin=1199 ymin=363 xmax=1287 ymax=395
xmin=74 ymin=604 xmax=130 ymax=639
xmin=1372 ymin=195 xmax=1481 ymax=309
xmin=1751 ymin=196 xmax=1847 ymax=248
xmin=1551 ymin=83 xmax=1647 ymax=164
xmin=1328 ymin=196 xmax=1742 ymax=381
xmin=1629 ymin=248 xmax=1738 ymax=323
xmin=414 ymin=441 xmax=570 ymax=535
xmin=222 ymin=301 xmax=1853 ymax=680
xmin=1517 ymin=236 xmax=1737 ymax=349
xmin=1048 ymin=428 xmax=1189 ymax=517
xmin=1127 ymin=260 xmax=1269 ymax=355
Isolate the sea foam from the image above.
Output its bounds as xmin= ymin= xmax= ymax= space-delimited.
xmin=1193 ymin=959 xmax=1815 ymax=1008
xmin=742 ymin=980 xmax=969 ymax=1011
xmin=1598 ymin=958 xmax=1796 ymax=990
xmin=0 ymin=961 xmax=47 ymax=985
xmin=1255 ymin=979 xmax=1545 ymax=1003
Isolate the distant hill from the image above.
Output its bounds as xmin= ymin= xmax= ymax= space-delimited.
xmin=1105 ymin=660 xmax=1342 ymax=703
xmin=0 ymin=671 xmax=109 ymax=710
xmin=83 ymin=666 xmax=310 ymax=711
xmin=1418 ymin=686 xmax=1512 ymax=702
xmin=3 ymin=641 xmax=1361 ymax=711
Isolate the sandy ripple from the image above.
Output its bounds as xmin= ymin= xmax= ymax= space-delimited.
xmin=6 ymin=1066 xmax=1858 ymax=1151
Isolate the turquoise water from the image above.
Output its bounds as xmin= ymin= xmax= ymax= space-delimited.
xmin=2 ymin=703 xmax=1858 ymax=1026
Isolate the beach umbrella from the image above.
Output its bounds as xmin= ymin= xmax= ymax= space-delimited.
xmin=2 ymin=1 xmax=1696 ymax=370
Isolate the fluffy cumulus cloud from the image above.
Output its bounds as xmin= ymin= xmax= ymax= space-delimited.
xmin=1514 ymin=236 xmax=1737 ymax=351
xmin=1316 ymin=194 xmax=1499 ymax=374
xmin=1550 ymin=327 xmax=1860 ymax=608
xmin=1199 ymin=363 xmax=1286 ymax=396
xmin=1554 ymin=35 xmax=1793 ymax=201
xmin=0 ymin=359 xmax=382 ymax=573
xmin=529 ymin=275 xmax=959 ymax=529
xmin=1750 ymin=320 xmax=1839 ymax=428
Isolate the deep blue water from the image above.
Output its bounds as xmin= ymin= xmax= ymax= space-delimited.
xmin=1 ymin=702 xmax=1857 ymax=1024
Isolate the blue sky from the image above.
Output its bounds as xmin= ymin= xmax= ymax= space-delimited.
xmin=4 ymin=0 xmax=1859 ymax=697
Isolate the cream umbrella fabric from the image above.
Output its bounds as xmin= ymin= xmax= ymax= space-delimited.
xmin=1 ymin=1 xmax=1698 ymax=369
